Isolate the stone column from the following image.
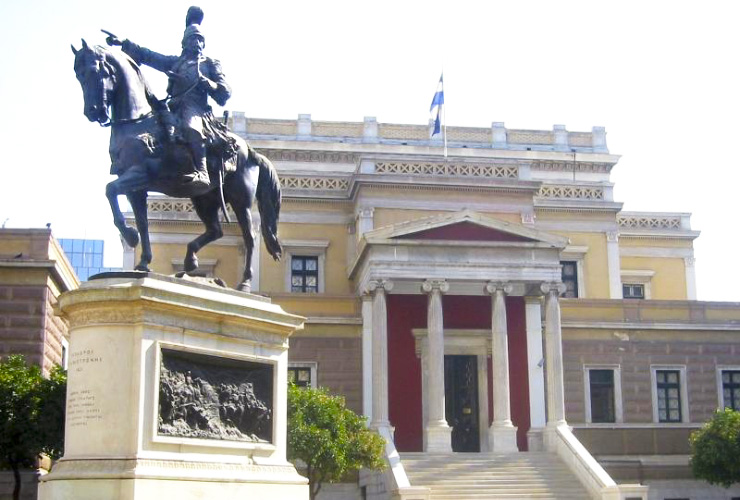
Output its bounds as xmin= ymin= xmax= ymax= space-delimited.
xmin=606 ymin=231 xmax=622 ymax=299
xmin=422 ymin=279 xmax=452 ymax=452
xmin=368 ymin=279 xmax=393 ymax=430
xmin=485 ymin=282 xmax=518 ymax=452
xmin=525 ymin=297 xmax=546 ymax=451
xmin=685 ymin=256 xmax=697 ymax=300
xmin=361 ymin=291 xmax=373 ymax=421
xmin=541 ymin=282 xmax=567 ymax=427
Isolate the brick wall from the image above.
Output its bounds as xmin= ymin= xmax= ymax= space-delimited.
xmin=0 ymin=284 xmax=49 ymax=369
xmin=289 ymin=337 xmax=363 ymax=414
xmin=563 ymin=335 xmax=739 ymax=425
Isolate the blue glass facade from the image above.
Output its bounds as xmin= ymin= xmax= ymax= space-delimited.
xmin=59 ymin=238 xmax=122 ymax=281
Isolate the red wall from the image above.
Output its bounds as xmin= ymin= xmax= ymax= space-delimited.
xmin=387 ymin=294 xmax=531 ymax=452
xmin=387 ymin=294 xmax=426 ymax=451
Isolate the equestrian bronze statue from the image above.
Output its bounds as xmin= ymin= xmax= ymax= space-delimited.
xmin=71 ymin=6 xmax=281 ymax=291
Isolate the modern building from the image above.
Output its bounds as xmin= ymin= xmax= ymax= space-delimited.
xmin=125 ymin=114 xmax=740 ymax=500
xmin=58 ymin=238 xmax=122 ymax=281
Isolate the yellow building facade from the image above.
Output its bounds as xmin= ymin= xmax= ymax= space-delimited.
xmin=127 ymin=116 xmax=740 ymax=500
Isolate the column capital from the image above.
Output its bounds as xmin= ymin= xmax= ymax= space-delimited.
xmin=485 ymin=281 xmax=513 ymax=295
xmin=357 ymin=206 xmax=375 ymax=218
xmin=606 ymin=231 xmax=619 ymax=242
xmin=366 ymin=279 xmax=393 ymax=294
xmin=422 ymin=279 xmax=449 ymax=294
xmin=540 ymin=282 xmax=567 ymax=296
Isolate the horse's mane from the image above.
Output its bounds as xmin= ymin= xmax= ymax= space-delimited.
xmin=98 ymin=45 xmax=161 ymax=110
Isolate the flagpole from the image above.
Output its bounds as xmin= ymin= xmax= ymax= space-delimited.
xmin=442 ymin=68 xmax=447 ymax=159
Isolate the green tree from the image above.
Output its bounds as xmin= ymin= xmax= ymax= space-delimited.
xmin=287 ymin=384 xmax=386 ymax=500
xmin=690 ymin=408 xmax=740 ymax=488
xmin=0 ymin=355 xmax=66 ymax=500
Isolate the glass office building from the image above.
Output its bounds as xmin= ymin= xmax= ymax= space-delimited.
xmin=58 ymin=238 xmax=122 ymax=281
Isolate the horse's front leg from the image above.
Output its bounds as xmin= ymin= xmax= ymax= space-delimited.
xmin=127 ymin=190 xmax=152 ymax=271
xmin=106 ymin=175 xmax=141 ymax=249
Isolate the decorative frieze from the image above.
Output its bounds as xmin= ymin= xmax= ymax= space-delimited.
xmin=618 ymin=215 xmax=682 ymax=230
xmin=281 ymin=176 xmax=350 ymax=191
xmin=375 ymin=162 xmax=518 ymax=178
xmin=537 ymin=185 xmax=605 ymax=200
xmin=261 ymin=150 xmax=358 ymax=164
xmin=530 ymin=160 xmax=613 ymax=173
xmin=148 ymin=199 xmax=195 ymax=214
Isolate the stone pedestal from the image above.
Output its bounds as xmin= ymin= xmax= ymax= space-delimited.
xmin=39 ymin=274 xmax=308 ymax=500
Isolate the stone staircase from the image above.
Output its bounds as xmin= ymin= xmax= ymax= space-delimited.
xmin=400 ymin=452 xmax=592 ymax=499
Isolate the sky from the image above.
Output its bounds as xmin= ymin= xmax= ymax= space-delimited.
xmin=1 ymin=1 xmax=739 ymax=301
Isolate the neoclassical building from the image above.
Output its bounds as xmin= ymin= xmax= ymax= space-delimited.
xmin=127 ymin=115 xmax=740 ymax=500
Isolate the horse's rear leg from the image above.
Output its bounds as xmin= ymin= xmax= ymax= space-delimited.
xmin=185 ymin=194 xmax=223 ymax=274
xmin=127 ymin=191 xmax=151 ymax=271
xmin=231 ymin=201 xmax=255 ymax=293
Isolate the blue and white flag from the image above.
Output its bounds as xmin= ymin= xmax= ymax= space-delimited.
xmin=429 ymin=73 xmax=444 ymax=138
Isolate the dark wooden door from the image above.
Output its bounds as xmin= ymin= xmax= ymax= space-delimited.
xmin=444 ymin=355 xmax=480 ymax=452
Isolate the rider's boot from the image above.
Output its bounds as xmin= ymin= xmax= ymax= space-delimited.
xmin=185 ymin=140 xmax=211 ymax=195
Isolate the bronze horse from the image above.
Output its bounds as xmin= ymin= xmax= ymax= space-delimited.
xmin=71 ymin=40 xmax=281 ymax=291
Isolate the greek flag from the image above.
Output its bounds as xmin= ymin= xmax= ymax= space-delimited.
xmin=429 ymin=73 xmax=444 ymax=138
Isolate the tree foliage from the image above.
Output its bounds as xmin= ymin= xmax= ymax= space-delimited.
xmin=287 ymin=384 xmax=386 ymax=500
xmin=0 ymin=355 xmax=66 ymax=500
xmin=690 ymin=408 xmax=740 ymax=488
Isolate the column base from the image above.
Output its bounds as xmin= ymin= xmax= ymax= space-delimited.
xmin=488 ymin=422 xmax=518 ymax=452
xmin=527 ymin=428 xmax=544 ymax=452
xmin=424 ymin=424 xmax=452 ymax=453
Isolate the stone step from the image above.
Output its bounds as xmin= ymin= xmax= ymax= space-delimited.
xmin=400 ymin=452 xmax=591 ymax=500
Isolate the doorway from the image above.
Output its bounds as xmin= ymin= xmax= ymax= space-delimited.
xmin=444 ymin=355 xmax=480 ymax=452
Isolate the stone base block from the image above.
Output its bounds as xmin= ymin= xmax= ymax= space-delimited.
xmin=488 ymin=423 xmax=518 ymax=452
xmin=424 ymin=424 xmax=452 ymax=453
xmin=39 ymin=457 xmax=308 ymax=500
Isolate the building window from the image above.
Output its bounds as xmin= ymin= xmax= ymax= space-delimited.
xmin=622 ymin=284 xmax=645 ymax=299
xmin=721 ymin=370 xmax=740 ymax=411
xmin=288 ymin=362 xmax=317 ymax=388
xmin=283 ymin=240 xmax=329 ymax=294
xmin=589 ymin=369 xmax=615 ymax=423
xmin=561 ymin=261 xmax=578 ymax=298
xmin=291 ymin=256 xmax=319 ymax=293
xmin=61 ymin=337 xmax=69 ymax=370
xmin=656 ymin=370 xmax=682 ymax=423
xmin=584 ymin=365 xmax=622 ymax=423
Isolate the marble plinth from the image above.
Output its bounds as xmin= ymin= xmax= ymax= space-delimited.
xmin=39 ymin=273 xmax=308 ymax=500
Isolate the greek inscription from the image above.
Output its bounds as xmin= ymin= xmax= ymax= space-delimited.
xmin=67 ymin=389 xmax=102 ymax=428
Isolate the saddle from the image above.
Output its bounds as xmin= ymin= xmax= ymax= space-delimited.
xmin=152 ymin=100 xmax=238 ymax=175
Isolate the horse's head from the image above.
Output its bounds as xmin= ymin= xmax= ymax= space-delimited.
xmin=71 ymin=40 xmax=116 ymax=125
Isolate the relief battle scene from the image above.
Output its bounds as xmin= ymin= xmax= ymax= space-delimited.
xmin=158 ymin=348 xmax=273 ymax=443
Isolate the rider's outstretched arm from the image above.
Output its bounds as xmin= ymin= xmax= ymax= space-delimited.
xmin=121 ymin=40 xmax=178 ymax=74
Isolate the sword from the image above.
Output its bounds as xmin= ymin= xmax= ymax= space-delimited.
xmin=218 ymin=111 xmax=231 ymax=223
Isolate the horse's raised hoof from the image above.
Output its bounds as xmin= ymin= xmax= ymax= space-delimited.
xmin=122 ymin=226 xmax=140 ymax=248
xmin=237 ymin=280 xmax=251 ymax=293
xmin=184 ymin=255 xmax=198 ymax=273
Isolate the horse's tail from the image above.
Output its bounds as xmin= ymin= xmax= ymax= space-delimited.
xmin=252 ymin=147 xmax=282 ymax=261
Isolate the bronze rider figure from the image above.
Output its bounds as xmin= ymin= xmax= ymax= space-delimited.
xmin=105 ymin=6 xmax=230 ymax=194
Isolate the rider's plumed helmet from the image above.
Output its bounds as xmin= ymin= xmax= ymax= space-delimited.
xmin=182 ymin=6 xmax=205 ymax=45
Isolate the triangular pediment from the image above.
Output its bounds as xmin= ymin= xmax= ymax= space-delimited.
xmin=364 ymin=210 xmax=568 ymax=248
